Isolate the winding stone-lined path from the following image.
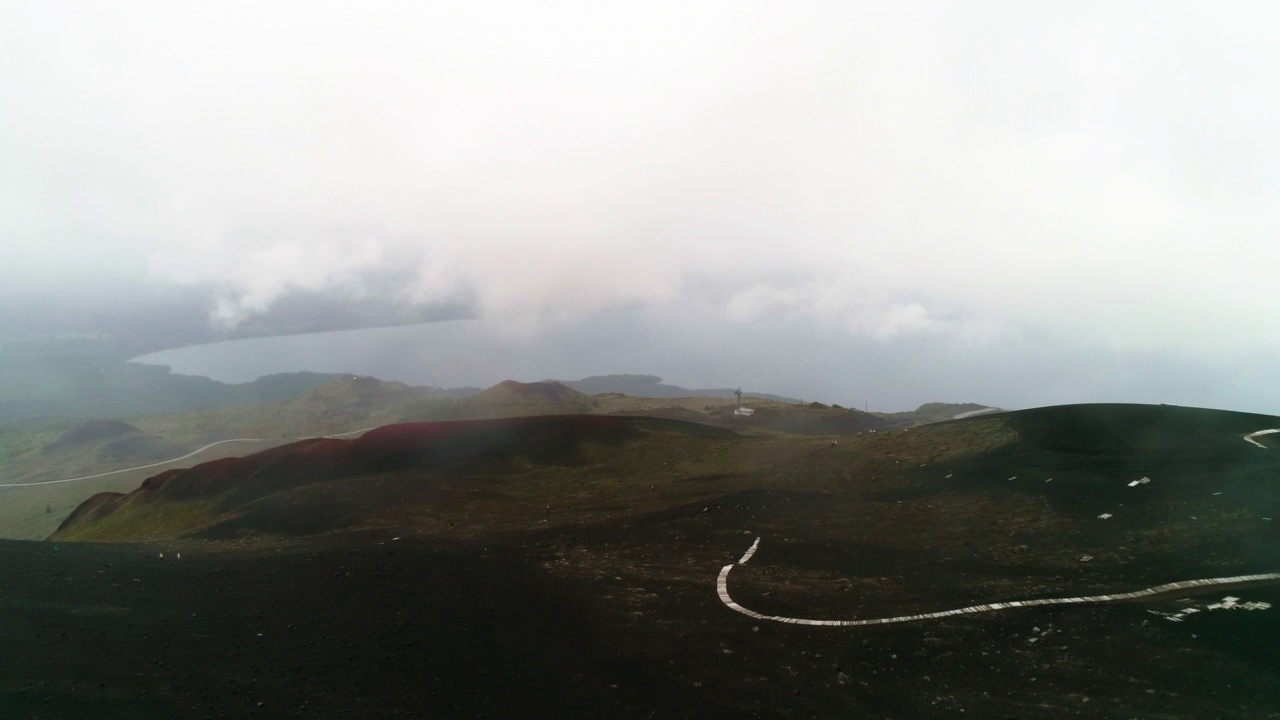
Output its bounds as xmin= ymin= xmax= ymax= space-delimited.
xmin=1244 ymin=428 xmax=1280 ymax=448
xmin=717 ymin=537 xmax=1280 ymax=627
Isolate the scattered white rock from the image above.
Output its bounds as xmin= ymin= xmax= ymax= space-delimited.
xmin=1209 ymin=596 xmax=1270 ymax=611
xmin=1150 ymin=596 xmax=1271 ymax=621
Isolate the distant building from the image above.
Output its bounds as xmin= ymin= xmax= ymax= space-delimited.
xmin=733 ymin=407 xmax=755 ymax=417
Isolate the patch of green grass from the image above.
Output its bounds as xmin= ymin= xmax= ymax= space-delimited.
xmin=52 ymin=497 xmax=223 ymax=543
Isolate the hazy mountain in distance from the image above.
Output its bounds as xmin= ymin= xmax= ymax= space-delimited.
xmin=0 ymin=355 xmax=349 ymax=424
xmin=37 ymin=419 xmax=184 ymax=465
xmin=454 ymin=380 xmax=596 ymax=419
xmin=872 ymin=402 xmax=1003 ymax=426
xmin=556 ymin=374 xmax=801 ymax=403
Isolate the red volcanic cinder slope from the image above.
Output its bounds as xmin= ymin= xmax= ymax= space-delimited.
xmin=55 ymin=415 xmax=642 ymax=538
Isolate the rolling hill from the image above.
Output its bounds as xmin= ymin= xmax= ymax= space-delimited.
xmin=2 ymin=376 xmax=975 ymax=542
xmin=451 ymin=380 xmax=597 ymax=419
xmin=556 ymin=374 xmax=802 ymax=403
xmin=52 ymin=415 xmax=740 ymax=542
xmin=872 ymin=401 xmax=1001 ymax=425
xmin=15 ymin=402 xmax=1280 ymax=717
xmin=38 ymin=419 xmax=185 ymax=462
xmin=54 ymin=403 xmax=1280 ymax=548
xmin=125 ymin=375 xmax=457 ymax=440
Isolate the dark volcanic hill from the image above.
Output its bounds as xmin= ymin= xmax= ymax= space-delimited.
xmin=53 ymin=415 xmax=737 ymax=541
xmin=31 ymin=403 xmax=1280 ymax=718
xmin=55 ymin=402 xmax=1280 ymax=552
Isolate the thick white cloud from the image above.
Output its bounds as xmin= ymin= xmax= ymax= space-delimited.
xmin=2 ymin=1 xmax=1279 ymax=407
xmin=149 ymin=234 xmax=387 ymax=327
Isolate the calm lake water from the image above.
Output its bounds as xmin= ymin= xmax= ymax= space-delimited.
xmin=128 ymin=310 xmax=895 ymax=406
xmin=133 ymin=318 xmax=647 ymax=387
xmin=129 ymin=310 xmax=1273 ymax=414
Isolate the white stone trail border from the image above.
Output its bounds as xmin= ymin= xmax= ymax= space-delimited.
xmin=717 ymin=537 xmax=1280 ymax=627
xmin=1244 ymin=429 xmax=1280 ymax=449
xmin=0 ymin=428 xmax=375 ymax=488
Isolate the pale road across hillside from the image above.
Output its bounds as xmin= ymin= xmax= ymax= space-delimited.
xmin=0 ymin=428 xmax=375 ymax=488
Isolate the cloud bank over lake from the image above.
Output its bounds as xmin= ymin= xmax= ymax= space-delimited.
xmin=5 ymin=3 xmax=1279 ymax=412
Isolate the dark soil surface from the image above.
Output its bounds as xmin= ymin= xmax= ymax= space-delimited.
xmin=6 ymin=405 xmax=1280 ymax=718
xmin=6 ymin=508 xmax=1280 ymax=719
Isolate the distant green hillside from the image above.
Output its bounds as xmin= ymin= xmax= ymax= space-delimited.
xmin=40 ymin=419 xmax=183 ymax=462
xmin=51 ymin=415 xmax=742 ymax=542
xmin=50 ymin=402 xmax=1280 ymax=579
xmin=872 ymin=402 xmax=998 ymax=425
xmin=0 ymin=332 xmax=345 ymax=423
xmin=557 ymin=374 xmax=802 ymax=403
xmin=453 ymin=380 xmax=596 ymax=419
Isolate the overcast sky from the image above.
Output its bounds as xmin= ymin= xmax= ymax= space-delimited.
xmin=3 ymin=2 xmax=1279 ymax=412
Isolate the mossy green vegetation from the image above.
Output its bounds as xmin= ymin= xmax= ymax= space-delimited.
xmin=52 ymin=497 xmax=221 ymax=542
